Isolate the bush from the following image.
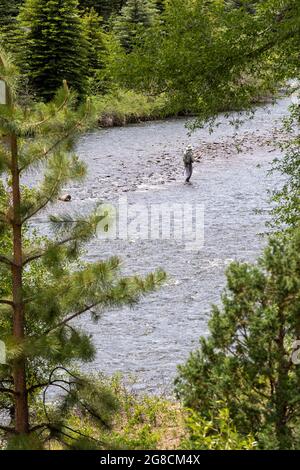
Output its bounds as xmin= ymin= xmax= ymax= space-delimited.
xmin=93 ymin=89 xmax=168 ymax=126
xmin=182 ymin=406 xmax=256 ymax=450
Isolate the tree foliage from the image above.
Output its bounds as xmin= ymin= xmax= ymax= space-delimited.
xmin=78 ymin=0 xmax=126 ymax=21
xmin=81 ymin=7 xmax=109 ymax=93
xmin=113 ymin=0 xmax=159 ymax=50
xmin=19 ymin=0 xmax=89 ymax=101
xmin=182 ymin=407 xmax=256 ymax=450
xmin=271 ymin=104 xmax=300 ymax=230
xmin=0 ymin=52 xmax=165 ymax=448
xmin=108 ymin=0 xmax=300 ymax=120
xmin=176 ymin=227 xmax=300 ymax=449
xmin=0 ymin=0 xmax=23 ymax=52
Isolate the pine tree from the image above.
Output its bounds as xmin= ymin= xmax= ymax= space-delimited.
xmin=175 ymin=229 xmax=300 ymax=449
xmin=19 ymin=0 xmax=88 ymax=101
xmin=0 ymin=0 xmax=23 ymax=52
xmin=155 ymin=0 xmax=165 ymax=13
xmin=82 ymin=7 xmax=108 ymax=93
xmin=113 ymin=0 xmax=158 ymax=50
xmin=271 ymin=104 xmax=300 ymax=230
xmin=0 ymin=52 xmax=165 ymax=448
xmin=78 ymin=0 xmax=126 ymax=20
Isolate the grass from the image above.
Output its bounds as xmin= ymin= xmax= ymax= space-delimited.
xmin=65 ymin=376 xmax=185 ymax=450
xmin=44 ymin=375 xmax=185 ymax=450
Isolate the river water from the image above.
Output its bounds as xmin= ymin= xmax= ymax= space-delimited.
xmin=29 ymin=99 xmax=289 ymax=395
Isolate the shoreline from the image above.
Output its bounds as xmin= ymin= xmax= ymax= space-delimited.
xmin=95 ymin=91 xmax=279 ymax=129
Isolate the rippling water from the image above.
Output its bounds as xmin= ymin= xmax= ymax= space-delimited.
xmin=26 ymin=99 xmax=289 ymax=394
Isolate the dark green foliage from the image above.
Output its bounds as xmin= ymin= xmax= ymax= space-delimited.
xmin=78 ymin=0 xmax=126 ymax=20
xmin=0 ymin=0 xmax=23 ymax=51
xmin=155 ymin=0 xmax=165 ymax=13
xmin=19 ymin=0 xmax=88 ymax=101
xmin=271 ymin=104 xmax=300 ymax=230
xmin=225 ymin=0 xmax=261 ymax=12
xmin=113 ymin=0 xmax=158 ymax=50
xmin=6 ymin=433 xmax=44 ymax=450
xmin=109 ymin=0 xmax=300 ymax=122
xmin=0 ymin=1 xmax=22 ymax=32
xmin=175 ymin=228 xmax=300 ymax=449
xmin=82 ymin=7 xmax=109 ymax=93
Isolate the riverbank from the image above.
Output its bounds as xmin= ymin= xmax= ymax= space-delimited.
xmin=45 ymin=375 xmax=255 ymax=451
xmin=93 ymin=90 xmax=171 ymax=127
xmin=93 ymin=89 xmax=278 ymax=128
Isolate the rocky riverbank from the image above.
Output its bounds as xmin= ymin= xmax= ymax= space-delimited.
xmin=82 ymin=121 xmax=287 ymax=199
xmin=25 ymin=99 xmax=290 ymax=394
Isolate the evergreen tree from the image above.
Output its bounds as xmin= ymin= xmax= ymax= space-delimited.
xmin=19 ymin=0 xmax=88 ymax=101
xmin=175 ymin=229 xmax=300 ymax=449
xmin=271 ymin=104 xmax=300 ymax=230
xmin=78 ymin=0 xmax=126 ymax=20
xmin=113 ymin=0 xmax=158 ymax=50
xmin=156 ymin=0 xmax=165 ymax=12
xmin=0 ymin=52 xmax=165 ymax=448
xmin=82 ymin=7 xmax=108 ymax=93
xmin=0 ymin=0 xmax=23 ymax=52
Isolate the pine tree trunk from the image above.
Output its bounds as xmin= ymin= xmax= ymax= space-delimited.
xmin=10 ymin=132 xmax=29 ymax=434
xmin=275 ymin=374 xmax=289 ymax=449
xmin=274 ymin=323 xmax=290 ymax=449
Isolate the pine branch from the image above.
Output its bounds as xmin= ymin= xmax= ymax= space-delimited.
xmin=0 ymin=299 xmax=13 ymax=306
xmin=22 ymin=177 xmax=62 ymax=224
xmin=46 ymin=422 xmax=101 ymax=445
xmin=25 ymin=81 xmax=70 ymax=130
xmin=36 ymin=384 xmax=105 ymax=445
xmin=29 ymin=423 xmax=49 ymax=433
xmin=0 ymin=254 xmax=15 ymax=267
xmin=0 ymin=424 xmax=16 ymax=433
xmin=20 ymin=132 xmax=72 ymax=173
xmin=35 ymin=366 xmax=82 ymax=397
xmin=20 ymin=99 xmax=92 ymax=173
xmin=27 ymin=379 xmax=77 ymax=394
xmin=44 ymin=304 xmax=97 ymax=335
xmin=0 ymin=387 xmax=15 ymax=395
xmin=48 ymin=426 xmax=75 ymax=442
xmin=22 ymin=236 xmax=78 ymax=266
xmin=60 ymin=423 xmax=102 ymax=443
xmin=49 ymin=366 xmax=81 ymax=382
xmin=79 ymin=401 xmax=110 ymax=429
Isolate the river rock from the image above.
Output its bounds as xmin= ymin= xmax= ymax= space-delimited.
xmin=59 ymin=194 xmax=71 ymax=202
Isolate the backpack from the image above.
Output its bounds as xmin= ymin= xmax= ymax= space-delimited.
xmin=183 ymin=149 xmax=194 ymax=165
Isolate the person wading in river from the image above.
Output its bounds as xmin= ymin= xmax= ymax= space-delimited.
xmin=183 ymin=145 xmax=195 ymax=184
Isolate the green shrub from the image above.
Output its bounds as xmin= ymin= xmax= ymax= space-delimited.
xmin=182 ymin=406 xmax=256 ymax=450
xmin=93 ymin=89 xmax=168 ymax=126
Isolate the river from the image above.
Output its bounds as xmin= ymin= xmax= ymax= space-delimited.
xmin=29 ymin=99 xmax=290 ymax=395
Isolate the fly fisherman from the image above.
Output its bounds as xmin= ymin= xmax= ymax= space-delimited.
xmin=183 ymin=144 xmax=195 ymax=184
